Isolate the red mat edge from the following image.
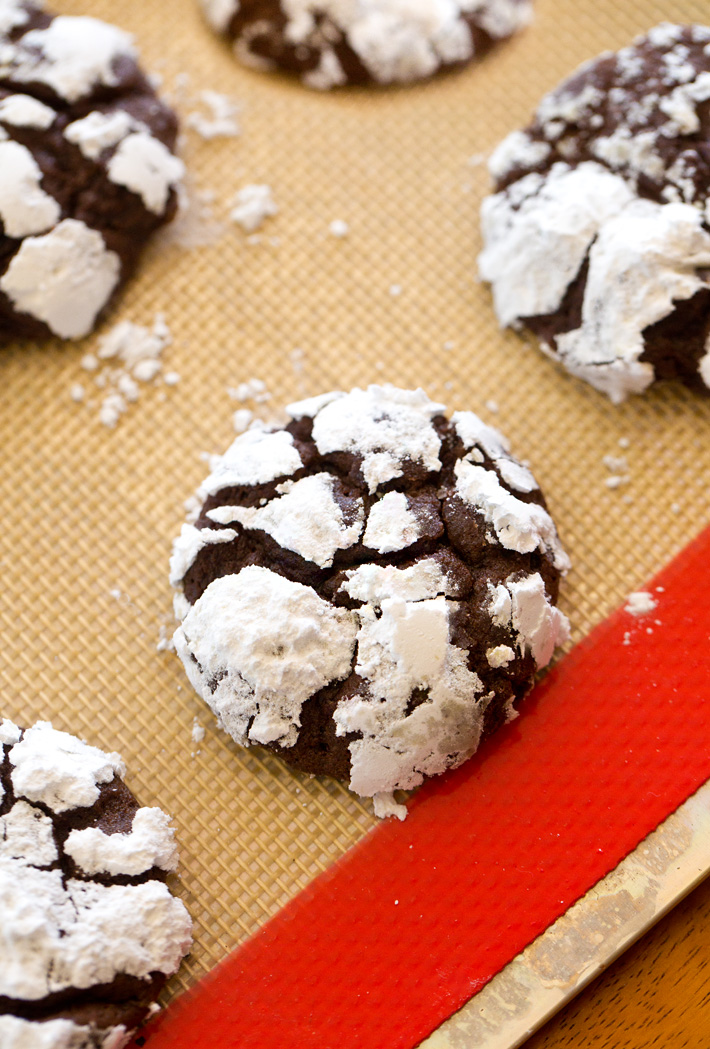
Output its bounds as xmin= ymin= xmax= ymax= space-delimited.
xmin=135 ymin=524 xmax=710 ymax=1049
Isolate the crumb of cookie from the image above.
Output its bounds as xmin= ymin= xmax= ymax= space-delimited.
xmin=0 ymin=718 xmax=191 ymax=1047
xmin=170 ymin=384 xmax=570 ymax=818
xmin=233 ymin=408 xmax=253 ymax=432
xmin=329 ymin=219 xmax=349 ymax=237
xmin=625 ymin=590 xmax=658 ymax=616
xmin=230 ymin=184 xmax=277 ymax=232
xmin=185 ymin=89 xmax=240 ymax=139
xmin=480 ymin=23 xmax=710 ymax=402
xmin=197 ymin=0 xmax=533 ymax=88
xmin=0 ymin=1 xmax=184 ymax=342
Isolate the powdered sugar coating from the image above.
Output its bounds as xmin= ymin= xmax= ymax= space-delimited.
xmin=107 ymin=133 xmax=185 ymax=215
xmin=0 ymin=94 xmax=54 ymax=128
xmin=362 ymin=491 xmax=422 ymax=553
xmin=0 ymin=1014 xmax=129 ymax=1048
xmin=200 ymin=429 xmax=303 ymax=495
xmin=169 ymin=522 xmax=238 ymax=587
xmin=0 ymin=867 xmax=189 ymax=998
xmin=175 ymin=567 xmax=358 ymax=747
xmin=64 ymin=808 xmax=179 ymax=877
xmin=480 ymin=23 xmax=710 ymax=401
xmin=0 ymin=719 xmax=191 ymax=1045
xmin=0 ymin=140 xmax=60 ymax=237
xmin=199 ymin=0 xmax=532 ymax=88
xmin=0 ymin=0 xmax=30 ymax=36
xmin=312 ymin=385 xmax=444 ymax=492
xmin=0 ymin=220 xmax=121 ymax=339
xmin=207 ymin=474 xmax=365 ymax=568
xmin=0 ymin=801 xmax=57 ymax=867
xmin=454 ymin=460 xmax=569 ymax=571
xmin=171 ymin=386 xmax=569 ymax=814
xmin=10 ymin=722 xmax=125 ymax=814
xmin=0 ymin=17 xmax=136 ymax=103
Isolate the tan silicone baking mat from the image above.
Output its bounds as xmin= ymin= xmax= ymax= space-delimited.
xmin=3 ymin=0 xmax=710 ymax=1005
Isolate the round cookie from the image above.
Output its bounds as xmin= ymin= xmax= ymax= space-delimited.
xmin=199 ymin=0 xmax=533 ymax=89
xmin=170 ymin=385 xmax=570 ymax=818
xmin=0 ymin=0 xmax=184 ymax=342
xmin=479 ymin=23 xmax=710 ymax=403
xmin=0 ymin=718 xmax=192 ymax=1049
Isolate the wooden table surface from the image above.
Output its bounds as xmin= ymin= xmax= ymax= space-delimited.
xmin=526 ymin=873 xmax=710 ymax=1048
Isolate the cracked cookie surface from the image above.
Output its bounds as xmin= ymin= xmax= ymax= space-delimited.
xmin=0 ymin=718 xmax=192 ymax=1049
xmin=171 ymin=385 xmax=570 ymax=819
xmin=0 ymin=0 xmax=183 ymax=342
xmin=198 ymin=0 xmax=532 ymax=89
xmin=479 ymin=23 xmax=710 ymax=403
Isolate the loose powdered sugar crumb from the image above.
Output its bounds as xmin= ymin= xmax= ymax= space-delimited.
xmin=625 ymin=590 xmax=658 ymax=617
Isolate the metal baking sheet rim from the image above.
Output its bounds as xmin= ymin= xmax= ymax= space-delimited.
xmin=419 ymin=778 xmax=710 ymax=1049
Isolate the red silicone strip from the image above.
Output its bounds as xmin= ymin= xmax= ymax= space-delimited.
xmin=137 ymin=525 xmax=710 ymax=1049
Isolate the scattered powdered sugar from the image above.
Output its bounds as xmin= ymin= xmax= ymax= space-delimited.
xmin=329 ymin=218 xmax=349 ymax=237
xmin=230 ymin=184 xmax=277 ymax=232
xmin=72 ymin=314 xmax=177 ymax=427
xmin=625 ymin=590 xmax=658 ymax=617
xmin=64 ymin=807 xmax=179 ymax=877
xmin=174 ymin=567 xmax=359 ymax=748
xmin=186 ymin=89 xmax=240 ymax=139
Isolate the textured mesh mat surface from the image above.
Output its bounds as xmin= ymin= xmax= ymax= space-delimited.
xmin=2 ymin=0 xmax=710 ymax=1004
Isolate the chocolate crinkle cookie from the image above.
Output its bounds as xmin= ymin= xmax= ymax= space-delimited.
xmin=198 ymin=0 xmax=532 ymax=89
xmin=0 ymin=718 xmax=192 ymax=1049
xmin=479 ymin=23 xmax=710 ymax=403
xmin=170 ymin=385 xmax=570 ymax=819
xmin=0 ymin=0 xmax=184 ymax=342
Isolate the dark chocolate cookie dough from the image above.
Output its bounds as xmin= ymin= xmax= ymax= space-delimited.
xmin=170 ymin=385 xmax=569 ymax=819
xmin=479 ymin=23 xmax=710 ymax=403
xmin=198 ymin=0 xmax=532 ymax=88
xmin=0 ymin=0 xmax=183 ymax=342
xmin=0 ymin=718 xmax=192 ymax=1049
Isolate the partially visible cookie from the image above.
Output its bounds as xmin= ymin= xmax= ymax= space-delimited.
xmin=199 ymin=0 xmax=532 ymax=89
xmin=170 ymin=385 xmax=570 ymax=819
xmin=0 ymin=0 xmax=184 ymax=342
xmin=0 ymin=718 xmax=192 ymax=1049
xmin=479 ymin=23 xmax=710 ymax=403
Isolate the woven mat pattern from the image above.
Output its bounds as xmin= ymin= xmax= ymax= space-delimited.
xmin=2 ymin=0 xmax=710 ymax=999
